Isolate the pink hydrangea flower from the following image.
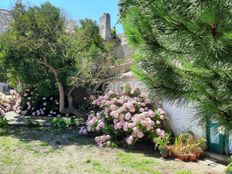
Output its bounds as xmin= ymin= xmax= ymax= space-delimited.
xmin=126 ymin=136 xmax=134 ymax=145
xmin=137 ymin=131 xmax=144 ymax=138
xmin=158 ymin=108 xmax=165 ymax=115
xmin=160 ymin=115 xmax=165 ymax=120
xmin=125 ymin=112 xmax=131 ymax=120
xmin=147 ymin=110 xmax=155 ymax=117
xmin=110 ymin=104 xmax=117 ymax=111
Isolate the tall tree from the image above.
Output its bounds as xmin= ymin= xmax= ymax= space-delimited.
xmin=120 ymin=0 xmax=232 ymax=129
xmin=1 ymin=2 xmax=114 ymax=116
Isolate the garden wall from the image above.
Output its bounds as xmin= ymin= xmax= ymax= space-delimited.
xmin=108 ymin=72 xmax=206 ymax=138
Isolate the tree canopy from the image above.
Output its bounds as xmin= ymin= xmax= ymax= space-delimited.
xmin=120 ymin=0 xmax=232 ymax=129
xmin=1 ymin=2 xmax=115 ymax=115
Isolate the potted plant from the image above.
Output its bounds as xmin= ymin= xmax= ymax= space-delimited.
xmin=170 ymin=132 xmax=205 ymax=161
xmin=188 ymin=153 xmax=197 ymax=161
xmin=176 ymin=153 xmax=188 ymax=161
xmin=154 ymin=133 xmax=171 ymax=158
xmin=173 ymin=146 xmax=188 ymax=161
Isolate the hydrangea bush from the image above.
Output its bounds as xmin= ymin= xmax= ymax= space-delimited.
xmin=0 ymin=92 xmax=11 ymax=117
xmin=80 ymin=85 xmax=168 ymax=147
xmin=0 ymin=92 xmax=18 ymax=117
xmin=17 ymin=87 xmax=64 ymax=117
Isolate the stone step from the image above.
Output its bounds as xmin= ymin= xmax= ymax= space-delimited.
xmin=205 ymin=151 xmax=228 ymax=165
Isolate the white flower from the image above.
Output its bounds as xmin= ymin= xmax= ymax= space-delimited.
xmin=43 ymin=97 xmax=46 ymax=100
xmin=43 ymin=103 xmax=47 ymax=106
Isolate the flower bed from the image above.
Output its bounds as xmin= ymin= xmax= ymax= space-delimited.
xmin=80 ymin=85 xmax=168 ymax=147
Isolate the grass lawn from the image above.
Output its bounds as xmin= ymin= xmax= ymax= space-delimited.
xmin=0 ymin=127 xmax=224 ymax=174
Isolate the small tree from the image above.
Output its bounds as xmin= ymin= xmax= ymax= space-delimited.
xmin=1 ymin=2 xmax=115 ymax=116
xmin=120 ymin=0 xmax=232 ymax=129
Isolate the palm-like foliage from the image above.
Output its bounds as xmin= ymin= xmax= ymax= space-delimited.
xmin=120 ymin=0 xmax=232 ymax=129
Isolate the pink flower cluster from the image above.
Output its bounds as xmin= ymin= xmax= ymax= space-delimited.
xmin=0 ymin=92 xmax=19 ymax=117
xmin=81 ymin=87 xmax=168 ymax=146
xmin=95 ymin=134 xmax=111 ymax=147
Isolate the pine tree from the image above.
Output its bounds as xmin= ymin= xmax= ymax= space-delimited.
xmin=120 ymin=0 xmax=232 ymax=129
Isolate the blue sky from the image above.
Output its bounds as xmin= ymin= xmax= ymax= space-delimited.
xmin=0 ymin=0 xmax=124 ymax=33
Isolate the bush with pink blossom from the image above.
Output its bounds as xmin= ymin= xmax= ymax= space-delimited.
xmin=17 ymin=87 xmax=62 ymax=117
xmin=0 ymin=92 xmax=14 ymax=117
xmin=80 ymin=85 xmax=168 ymax=147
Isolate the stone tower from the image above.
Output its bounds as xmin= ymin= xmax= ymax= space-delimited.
xmin=99 ymin=13 xmax=111 ymax=40
xmin=16 ymin=0 xmax=22 ymax=4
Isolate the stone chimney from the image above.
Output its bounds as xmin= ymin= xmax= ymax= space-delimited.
xmin=16 ymin=0 xmax=22 ymax=4
xmin=99 ymin=13 xmax=111 ymax=40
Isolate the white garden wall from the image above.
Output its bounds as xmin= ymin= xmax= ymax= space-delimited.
xmin=162 ymin=102 xmax=206 ymax=138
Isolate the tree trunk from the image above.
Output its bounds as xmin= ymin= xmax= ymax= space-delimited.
xmin=57 ymin=82 xmax=65 ymax=113
xmin=67 ymin=94 xmax=74 ymax=109
xmin=37 ymin=60 xmax=66 ymax=113
xmin=64 ymin=86 xmax=81 ymax=117
xmin=37 ymin=61 xmax=82 ymax=116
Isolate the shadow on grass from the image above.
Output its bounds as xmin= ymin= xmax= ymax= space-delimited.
xmin=0 ymin=125 xmax=171 ymax=161
xmin=0 ymin=126 xmax=96 ymax=149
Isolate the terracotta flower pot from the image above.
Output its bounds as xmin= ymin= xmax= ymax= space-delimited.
xmin=188 ymin=153 xmax=197 ymax=162
xmin=195 ymin=151 xmax=203 ymax=159
xmin=166 ymin=145 xmax=174 ymax=158
xmin=176 ymin=154 xmax=187 ymax=161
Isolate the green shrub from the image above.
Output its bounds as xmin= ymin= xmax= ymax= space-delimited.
xmin=51 ymin=117 xmax=78 ymax=129
xmin=0 ymin=117 xmax=9 ymax=128
xmin=226 ymin=163 xmax=232 ymax=174
xmin=228 ymin=156 xmax=232 ymax=164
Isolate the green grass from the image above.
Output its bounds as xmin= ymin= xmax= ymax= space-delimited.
xmin=117 ymin=151 xmax=161 ymax=174
xmin=176 ymin=170 xmax=193 ymax=174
